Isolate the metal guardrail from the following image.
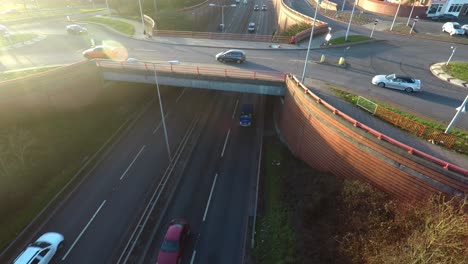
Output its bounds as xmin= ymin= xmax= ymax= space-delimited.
xmin=287 ymin=75 xmax=468 ymax=177
xmin=95 ymin=60 xmax=287 ymax=83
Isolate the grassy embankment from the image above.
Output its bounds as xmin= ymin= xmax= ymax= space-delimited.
xmin=443 ymin=62 xmax=468 ymax=82
xmin=254 ymin=137 xmax=467 ymax=263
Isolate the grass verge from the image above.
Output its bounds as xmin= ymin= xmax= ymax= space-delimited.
xmin=0 ymin=66 xmax=61 ymax=82
xmin=443 ymin=62 xmax=468 ymax=82
xmin=253 ymin=138 xmax=298 ymax=263
xmin=0 ymin=33 xmax=38 ymax=48
xmin=329 ymin=35 xmax=371 ymax=45
xmin=81 ymin=16 xmax=135 ymax=36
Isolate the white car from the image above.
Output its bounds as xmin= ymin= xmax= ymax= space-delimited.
xmin=442 ymin=22 xmax=465 ymax=36
xmin=371 ymin=74 xmax=421 ymax=93
xmin=13 ymin=232 xmax=64 ymax=264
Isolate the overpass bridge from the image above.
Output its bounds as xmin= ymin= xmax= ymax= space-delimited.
xmin=97 ymin=60 xmax=286 ymax=96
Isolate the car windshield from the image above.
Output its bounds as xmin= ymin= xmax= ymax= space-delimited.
xmin=385 ymin=74 xmax=395 ymax=80
xmin=161 ymin=239 xmax=179 ymax=252
xmin=30 ymin=241 xmax=51 ymax=249
xmin=453 ymin=24 xmax=461 ymax=29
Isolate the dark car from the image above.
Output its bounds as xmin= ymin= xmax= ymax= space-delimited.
xmin=215 ymin=49 xmax=246 ymax=63
xmin=430 ymin=14 xmax=458 ymax=22
xmin=157 ymin=219 xmax=190 ymax=264
xmin=67 ymin=24 xmax=88 ymax=35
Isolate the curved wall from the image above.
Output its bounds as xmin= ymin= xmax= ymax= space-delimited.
xmin=277 ymin=75 xmax=467 ymax=201
xmin=358 ymin=0 xmax=428 ymax=18
xmin=274 ymin=0 xmax=328 ymax=33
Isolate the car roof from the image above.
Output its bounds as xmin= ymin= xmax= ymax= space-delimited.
xmin=165 ymin=224 xmax=184 ymax=241
xmin=249 ymin=22 xmax=255 ymax=26
xmin=225 ymin=49 xmax=245 ymax=54
xmin=13 ymin=247 xmax=40 ymax=264
xmin=394 ymin=75 xmax=414 ymax=80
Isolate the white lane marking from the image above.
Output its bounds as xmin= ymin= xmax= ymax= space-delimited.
xmin=203 ymin=173 xmax=218 ymax=222
xmin=220 ymin=129 xmax=230 ymax=158
xmin=232 ymin=99 xmax=239 ymax=120
xmin=62 ymin=200 xmax=107 ymax=260
xmin=190 ymin=250 xmax=197 ymax=264
xmin=176 ymin=88 xmax=188 ymax=103
xmin=120 ymin=145 xmax=146 ymax=180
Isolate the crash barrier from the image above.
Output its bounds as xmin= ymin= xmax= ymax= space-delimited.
xmin=95 ymin=60 xmax=287 ymax=83
xmin=279 ymin=74 xmax=467 ymax=201
xmin=310 ymin=0 xmax=338 ymax=12
xmin=153 ymin=30 xmax=290 ymax=43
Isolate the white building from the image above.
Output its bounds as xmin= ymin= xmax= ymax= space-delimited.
xmin=427 ymin=0 xmax=468 ymax=17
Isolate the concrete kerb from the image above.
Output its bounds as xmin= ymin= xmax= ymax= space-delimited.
xmin=430 ymin=62 xmax=468 ymax=89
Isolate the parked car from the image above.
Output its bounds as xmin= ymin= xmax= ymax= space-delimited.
xmin=442 ymin=22 xmax=465 ymax=35
xmin=254 ymin=5 xmax=259 ymax=11
xmin=66 ymin=24 xmax=88 ymax=35
xmin=215 ymin=49 xmax=246 ymax=63
xmin=82 ymin=45 xmax=122 ymax=59
xmin=371 ymin=74 xmax=421 ymax=93
xmin=13 ymin=232 xmax=64 ymax=264
xmin=430 ymin=14 xmax=458 ymax=22
xmin=261 ymin=4 xmax=267 ymax=11
xmin=157 ymin=219 xmax=190 ymax=264
xmin=248 ymin=22 xmax=255 ymax=33
xmin=462 ymin=24 xmax=468 ymax=35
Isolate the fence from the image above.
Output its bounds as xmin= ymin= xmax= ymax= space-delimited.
xmin=357 ymin=95 xmax=466 ymax=154
xmin=153 ymin=30 xmax=291 ymax=43
xmin=95 ymin=60 xmax=287 ymax=83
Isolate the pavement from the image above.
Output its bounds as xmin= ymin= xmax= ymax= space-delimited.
xmin=430 ymin=62 xmax=468 ymax=89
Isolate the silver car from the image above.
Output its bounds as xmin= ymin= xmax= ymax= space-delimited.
xmin=371 ymin=74 xmax=421 ymax=93
xmin=13 ymin=232 xmax=64 ymax=264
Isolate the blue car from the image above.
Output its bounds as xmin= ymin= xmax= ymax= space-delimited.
xmin=239 ymin=104 xmax=253 ymax=127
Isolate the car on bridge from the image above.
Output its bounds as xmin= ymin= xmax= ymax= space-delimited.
xmin=254 ymin=4 xmax=259 ymax=11
xmin=262 ymin=4 xmax=267 ymax=10
xmin=157 ymin=219 xmax=190 ymax=264
xmin=82 ymin=45 xmax=125 ymax=60
xmin=371 ymin=74 xmax=421 ymax=93
xmin=215 ymin=49 xmax=246 ymax=63
xmin=66 ymin=24 xmax=88 ymax=35
xmin=13 ymin=232 xmax=64 ymax=264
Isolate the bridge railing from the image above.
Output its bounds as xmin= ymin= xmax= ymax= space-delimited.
xmin=95 ymin=60 xmax=287 ymax=83
xmin=153 ymin=30 xmax=291 ymax=44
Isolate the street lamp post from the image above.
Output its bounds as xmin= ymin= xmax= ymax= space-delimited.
xmin=152 ymin=60 xmax=180 ymax=161
xmin=390 ymin=0 xmax=402 ymax=31
xmin=138 ymin=0 xmax=145 ymax=34
xmin=301 ymin=0 xmax=322 ymax=83
xmin=209 ymin=3 xmax=237 ymax=32
xmin=370 ymin=19 xmax=378 ymax=38
xmin=409 ymin=16 xmax=419 ymax=34
xmin=345 ymin=0 xmax=357 ymax=42
xmin=105 ymin=0 xmax=110 ymax=16
xmin=341 ymin=0 xmax=346 ymax=12
xmin=445 ymin=95 xmax=467 ymax=133
xmin=446 ymin=46 xmax=456 ymax=65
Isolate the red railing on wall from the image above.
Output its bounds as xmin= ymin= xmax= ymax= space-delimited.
xmin=95 ymin=60 xmax=287 ymax=83
xmin=153 ymin=30 xmax=291 ymax=43
xmin=287 ymin=75 xmax=468 ymax=177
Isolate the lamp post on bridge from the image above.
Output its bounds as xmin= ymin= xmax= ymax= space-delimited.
xmin=301 ymin=0 xmax=322 ymax=83
xmin=209 ymin=3 xmax=237 ymax=32
xmin=152 ymin=60 xmax=180 ymax=161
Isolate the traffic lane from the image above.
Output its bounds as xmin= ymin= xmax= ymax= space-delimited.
xmin=194 ymin=94 xmax=260 ymax=264
xmin=34 ymin=86 xmax=188 ymax=263
xmin=142 ymin=91 xmax=238 ymax=263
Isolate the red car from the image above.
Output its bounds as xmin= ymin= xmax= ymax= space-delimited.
xmin=157 ymin=219 xmax=190 ymax=264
